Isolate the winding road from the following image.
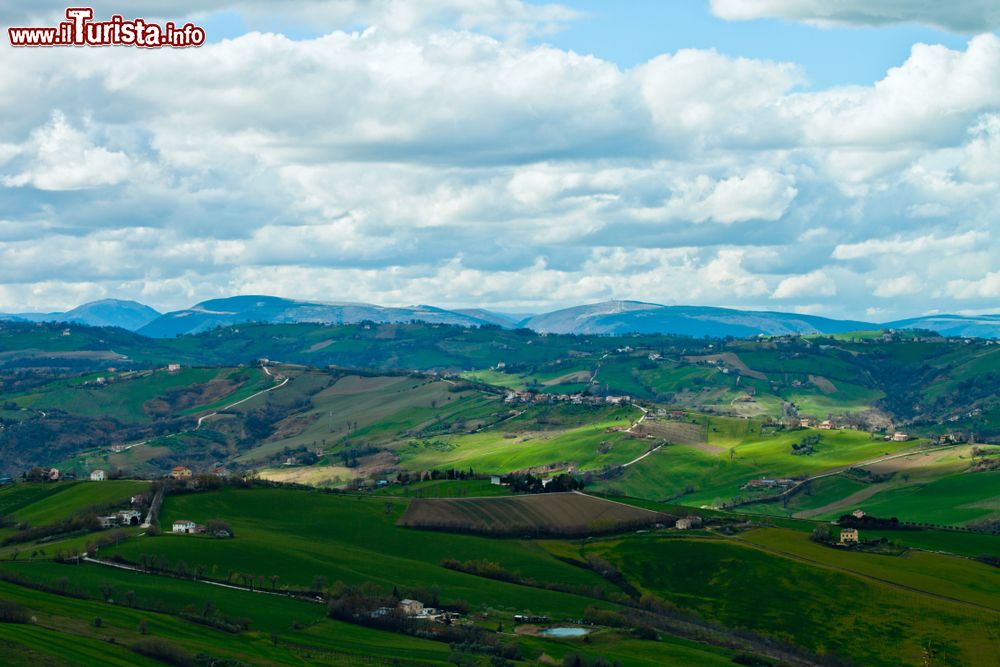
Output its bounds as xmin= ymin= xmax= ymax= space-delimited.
xmin=196 ymin=365 xmax=288 ymax=429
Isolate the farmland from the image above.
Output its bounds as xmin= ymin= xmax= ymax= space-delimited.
xmin=0 ymin=481 xmax=994 ymax=666
xmin=1 ymin=318 xmax=999 ymax=665
xmin=579 ymin=531 xmax=1000 ymax=667
xmin=399 ymin=492 xmax=670 ymax=536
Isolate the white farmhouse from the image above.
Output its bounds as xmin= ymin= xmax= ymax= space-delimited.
xmin=172 ymin=520 xmax=197 ymax=534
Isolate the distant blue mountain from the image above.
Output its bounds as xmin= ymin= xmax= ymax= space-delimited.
xmin=4 ymin=295 xmax=997 ymax=339
xmin=522 ymin=300 xmax=875 ymax=337
xmin=138 ymin=296 xmax=501 ymax=338
xmin=451 ymin=309 xmax=528 ymax=328
xmin=885 ymin=314 xmax=1000 ymax=339
xmin=10 ymin=299 xmax=160 ymax=331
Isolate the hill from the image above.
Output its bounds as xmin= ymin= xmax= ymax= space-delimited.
xmin=0 ymin=482 xmax=994 ymax=667
xmin=10 ymin=299 xmax=160 ymax=331
xmin=523 ymin=300 xmax=876 ymax=337
xmin=886 ymin=313 xmax=1000 ymax=339
xmin=137 ymin=295 xmax=498 ymax=338
xmin=6 ymin=294 xmax=1000 ymax=338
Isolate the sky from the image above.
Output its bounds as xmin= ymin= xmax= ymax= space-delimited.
xmin=0 ymin=1 xmax=998 ymax=320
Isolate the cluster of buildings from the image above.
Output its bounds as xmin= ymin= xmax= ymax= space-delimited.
xmin=98 ymin=509 xmax=143 ymax=529
xmin=503 ymin=391 xmax=630 ymax=406
xmin=798 ymin=417 xmax=917 ymax=442
xmin=169 ymin=465 xmax=230 ymax=480
xmin=371 ymin=598 xmax=461 ymax=624
xmin=741 ymin=477 xmax=796 ymax=491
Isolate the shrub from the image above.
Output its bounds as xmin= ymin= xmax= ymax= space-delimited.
xmin=732 ymin=654 xmax=775 ymax=666
xmin=131 ymin=638 xmax=193 ymax=666
xmin=0 ymin=600 xmax=30 ymax=623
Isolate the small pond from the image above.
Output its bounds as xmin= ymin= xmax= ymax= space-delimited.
xmin=540 ymin=627 xmax=590 ymax=637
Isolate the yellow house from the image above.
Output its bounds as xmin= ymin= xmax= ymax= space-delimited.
xmin=839 ymin=528 xmax=860 ymax=545
xmin=170 ymin=466 xmax=193 ymax=479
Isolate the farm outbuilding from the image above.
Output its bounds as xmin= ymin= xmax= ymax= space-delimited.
xmin=172 ymin=520 xmax=197 ymax=534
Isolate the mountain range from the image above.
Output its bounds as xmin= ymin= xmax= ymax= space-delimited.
xmin=2 ymin=299 xmax=160 ymax=331
xmin=2 ymin=296 xmax=997 ymax=339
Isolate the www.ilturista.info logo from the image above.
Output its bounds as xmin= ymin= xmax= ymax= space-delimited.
xmin=8 ymin=7 xmax=206 ymax=48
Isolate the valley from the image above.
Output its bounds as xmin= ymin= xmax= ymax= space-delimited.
xmin=0 ymin=317 xmax=996 ymax=666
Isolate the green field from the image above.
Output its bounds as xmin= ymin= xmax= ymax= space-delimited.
xmin=10 ymin=368 xmax=227 ymax=423
xmin=0 ymin=480 xmax=148 ymax=528
xmin=842 ymin=471 xmax=1000 ymax=526
xmin=594 ymin=423 xmax=919 ymax=505
xmin=583 ymin=531 xmax=1000 ymax=667
xmin=105 ymin=488 xmax=619 ymax=615
xmin=0 ymin=576 xmax=454 ymax=666
xmin=0 ymin=478 xmax=997 ymax=666
xmin=3 ymin=319 xmax=1000 ymax=665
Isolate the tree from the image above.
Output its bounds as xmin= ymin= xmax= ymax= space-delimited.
xmin=269 ymin=574 xmax=279 ymax=592
xmin=206 ymin=519 xmax=233 ymax=538
xmin=810 ymin=524 xmax=832 ymax=544
xmin=99 ymin=581 xmax=113 ymax=602
xmin=138 ymin=618 xmax=148 ymax=635
xmin=125 ymin=590 xmax=135 ymax=608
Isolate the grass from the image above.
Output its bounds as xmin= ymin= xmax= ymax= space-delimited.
xmin=0 ymin=623 xmax=163 ymax=666
xmin=740 ymin=474 xmax=871 ymax=518
xmin=376 ymin=479 xmax=513 ymax=498
xmin=594 ymin=424 xmax=917 ymax=506
xmin=104 ymin=487 xmax=620 ymax=617
xmin=841 ymin=470 xmax=1000 ymax=526
xmin=517 ymin=631 xmax=737 ymax=666
xmin=399 ymin=405 xmax=645 ymax=475
xmin=857 ymin=528 xmax=1000 ymax=558
xmin=0 ymin=481 xmax=149 ymax=527
xmin=735 ymin=527 xmax=1000 ymax=610
xmin=0 ymin=575 xmax=451 ymax=665
xmin=11 ymin=368 xmax=222 ymax=423
xmin=235 ymin=373 xmax=502 ymax=464
xmin=584 ymin=532 xmax=999 ymax=667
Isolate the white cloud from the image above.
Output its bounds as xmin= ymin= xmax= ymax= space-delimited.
xmin=961 ymin=114 xmax=1000 ymax=182
xmin=946 ymin=270 xmax=1000 ymax=298
xmin=832 ymin=231 xmax=986 ymax=260
xmin=772 ymin=271 xmax=837 ymax=298
xmin=3 ymin=112 xmax=132 ymax=190
xmin=0 ymin=9 xmax=997 ymax=318
xmin=636 ymin=48 xmax=801 ymax=147
xmin=686 ymin=170 xmax=798 ymax=223
xmin=793 ymin=35 xmax=1000 ymax=148
xmin=709 ymin=0 xmax=1000 ymax=32
xmin=872 ymin=274 xmax=923 ymax=298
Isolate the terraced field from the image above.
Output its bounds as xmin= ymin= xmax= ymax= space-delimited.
xmin=399 ymin=492 xmax=671 ymax=536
